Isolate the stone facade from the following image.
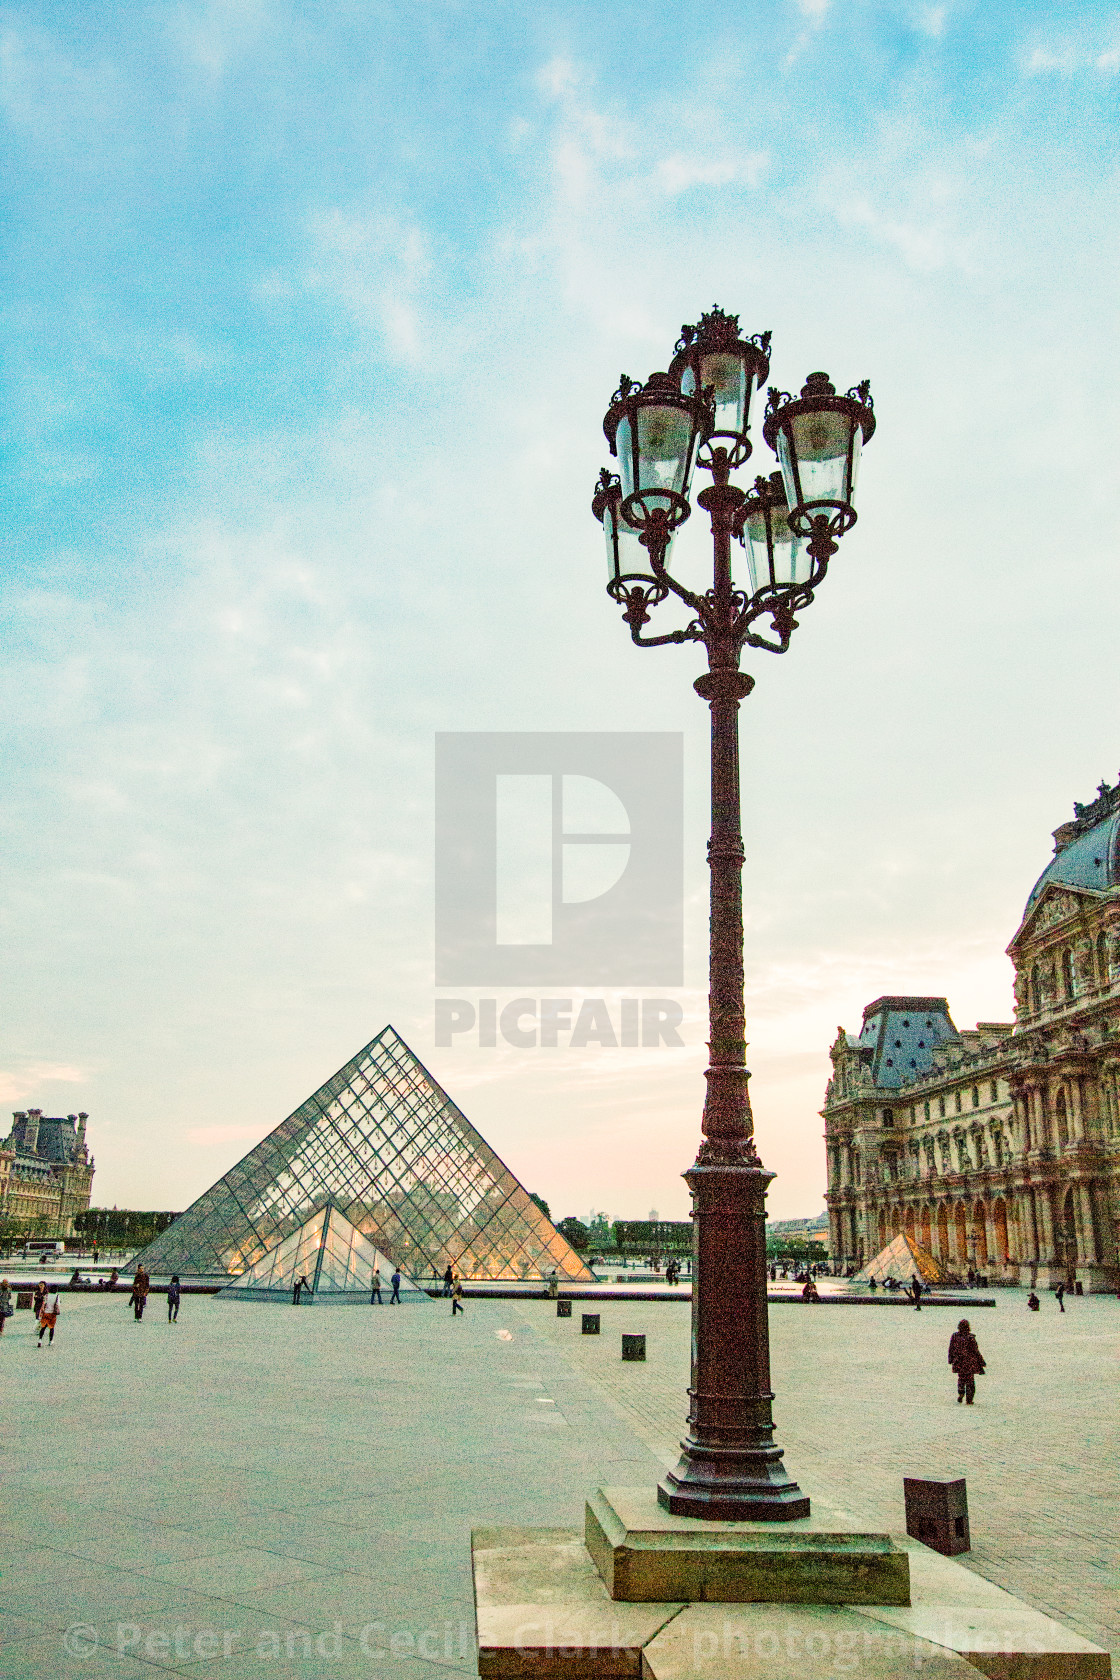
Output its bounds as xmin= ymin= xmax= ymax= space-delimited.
xmin=823 ymin=777 xmax=1120 ymax=1292
xmin=0 ymin=1109 xmax=95 ymax=1236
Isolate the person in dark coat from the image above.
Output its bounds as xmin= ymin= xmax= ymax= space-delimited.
xmin=442 ymin=1264 xmax=454 ymax=1297
xmin=390 ymin=1269 xmax=402 ymax=1305
xmin=911 ymin=1275 xmax=924 ymax=1311
xmin=167 ymin=1276 xmax=181 ymax=1323
xmin=1055 ymin=1282 xmax=1065 ymax=1312
xmin=1027 ymin=1291 xmax=1040 ymax=1311
xmin=948 ymin=1318 xmax=985 ymax=1404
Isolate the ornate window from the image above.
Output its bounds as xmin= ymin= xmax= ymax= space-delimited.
xmin=1061 ymin=947 xmax=1075 ymax=1000
xmin=971 ymin=1085 xmax=980 ymax=1108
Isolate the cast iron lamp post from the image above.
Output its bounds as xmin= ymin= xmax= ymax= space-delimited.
xmin=593 ymin=307 xmax=875 ymax=1521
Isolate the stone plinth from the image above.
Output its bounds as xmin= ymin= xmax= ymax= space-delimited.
xmin=586 ymin=1487 xmax=911 ymax=1606
xmin=471 ymin=1525 xmax=1112 ymax=1680
xmin=472 ymin=1527 xmax=683 ymax=1678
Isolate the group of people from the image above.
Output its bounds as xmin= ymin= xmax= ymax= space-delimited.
xmin=368 ymin=1266 xmax=404 ymax=1305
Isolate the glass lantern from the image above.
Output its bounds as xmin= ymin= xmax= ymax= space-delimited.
xmin=762 ymin=373 xmax=875 ymax=536
xmin=603 ymin=372 xmax=709 ymax=528
xmin=669 ymin=307 xmax=770 ymax=469
xmin=592 ymin=470 xmax=672 ymax=598
xmin=739 ymin=472 xmax=809 ymax=598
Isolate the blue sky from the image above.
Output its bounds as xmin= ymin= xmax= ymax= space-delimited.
xmin=3 ymin=0 xmax=1119 ymax=1219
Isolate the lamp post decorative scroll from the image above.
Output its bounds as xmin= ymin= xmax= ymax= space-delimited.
xmin=593 ymin=307 xmax=875 ymax=1521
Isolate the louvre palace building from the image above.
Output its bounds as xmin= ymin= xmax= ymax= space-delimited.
xmin=0 ymin=1109 xmax=95 ymax=1235
xmin=823 ymin=775 xmax=1120 ymax=1291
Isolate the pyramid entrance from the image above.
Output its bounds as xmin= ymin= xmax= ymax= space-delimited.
xmin=132 ymin=1026 xmax=593 ymax=1285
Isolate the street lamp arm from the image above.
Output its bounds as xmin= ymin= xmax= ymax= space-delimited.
xmin=629 ymin=616 xmax=704 ymax=648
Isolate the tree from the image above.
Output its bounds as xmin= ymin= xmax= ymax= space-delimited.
xmin=556 ymin=1217 xmax=589 ymax=1251
xmin=529 ymin=1192 xmax=551 ymax=1222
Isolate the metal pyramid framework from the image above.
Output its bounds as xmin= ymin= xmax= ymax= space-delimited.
xmin=133 ymin=1025 xmax=594 ymax=1284
xmin=217 ymin=1201 xmax=428 ymax=1303
xmin=852 ymin=1231 xmax=954 ymax=1287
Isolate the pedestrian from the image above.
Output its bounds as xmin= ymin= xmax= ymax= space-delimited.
xmin=390 ymin=1269 xmax=402 ymax=1305
xmin=33 ymin=1280 xmax=47 ymax=1320
xmin=868 ymin=1275 xmax=877 ymax=1293
xmin=133 ymin=1265 xmax=150 ymax=1321
xmin=1055 ymin=1282 xmax=1066 ymax=1312
xmin=370 ymin=1267 xmax=382 ymax=1305
xmin=37 ymin=1287 xmax=61 ymax=1348
xmin=92 ymin=1246 xmax=99 ymax=1264
xmin=801 ymin=1277 xmax=820 ymax=1301
xmin=0 ymin=1278 xmax=11 ymax=1335
xmin=947 ymin=1318 xmax=986 ymax=1404
xmin=442 ymin=1264 xmax=453 ymax=1297
xmin=1027 ymin=1291 xmax=1040 ymax=1311
xmin=167 ymin=1276 xmax=181 ymax=1323
xmin=911 ymin=1274 xmax=923 ymax=1311
xmin=292 ymin=1274 xmax=310 ymax=1305
xmin=451 ymin=1276 xmax=464 ymax=1316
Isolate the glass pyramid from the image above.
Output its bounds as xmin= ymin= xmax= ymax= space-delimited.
xmin=852 ymin=1231 xmax=952 ymax=1287
xmin=218 ymin=1202 xmax=428 ymax=1303
xmin=133 ymin=1025 xmax=594 ymax=1284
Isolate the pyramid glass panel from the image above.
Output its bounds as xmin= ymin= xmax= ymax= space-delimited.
xmin=133 ymin=1025 xmax=595 ymax=1284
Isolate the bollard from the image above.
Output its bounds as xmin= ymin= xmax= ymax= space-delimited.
xmin=622 ymin=1333 xmax=646 ymax=1362
xmin=581 ymin=1313 xmax=600 ymax=1335
xmin=904 ymin=1477 xmax=970 ymax=1555
xmin=556 ymin=1300 xmax=572 ymax=1318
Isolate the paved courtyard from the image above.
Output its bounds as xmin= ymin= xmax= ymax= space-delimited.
xmin=0 ymin=1288 xmax=1116 ymax=1677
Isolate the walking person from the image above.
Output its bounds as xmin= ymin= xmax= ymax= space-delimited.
xmin=33 ymin=1280 xmax=47 ymax=1321
xmin=0 ymin=1278 xmax=11 ymax=1335
xmin=947 ymin=1318 xmax=986 ymax=1404
xmin=389 ymin=1269 xmax=402 ymax=1305
xmin=370 ymin=1267 xmax=382 ymax=1305
xmin=167 ymin=1276 xmax=181 ymax=1323
xmin=133 ymin=1265 xmax=150 ymax=1321
xmin=442 ymin=1264 xmax=453 ymax=1297
xmin=911 ymin=1274 xmax=923 ymax=1311
xmin=292 ymin=1274 xmax=310 ymax=1305
xmin=1055 ymin=1282 xmax=1066 ymax=1312
xmin=451 ymin=1276 xmax=464 ymax=1316
xmin=37 ymin=1287 xmax=61 ymax=1348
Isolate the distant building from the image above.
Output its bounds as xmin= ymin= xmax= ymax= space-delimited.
xmin=0 ymin=1110 xmax=95 ymax=1236
xmin=823 ymin=777 xmax=1120 ymax=1291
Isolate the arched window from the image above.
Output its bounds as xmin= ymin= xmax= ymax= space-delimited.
xmin=1055 ymin=1089 xmax=1068 ymax=1148
xmin=971 ymin=1086 xmax=980 ymax=1108
xmin=990 ymin=1080 xmax=998 ymax=1103
xmin=954 ymin=1090 xmax=962 ymax=1114
xmin=1061 ymin=947 xmax=1075 ymax=1000
xmin=1030 ymin=963 xmax=1041 ymax=1014
xmin=938 ymin=1096 xmax=946 ymax=1119
xmin=1099 ymin=930 xmax=1112 ymax=987
xmin=924 ymin=1100 xmax=931 ymax=1122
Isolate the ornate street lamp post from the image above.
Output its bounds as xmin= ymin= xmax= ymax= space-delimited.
xmin=594 ymin=307 xmax=875 ymax=1521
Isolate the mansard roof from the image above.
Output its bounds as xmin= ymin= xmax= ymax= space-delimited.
xmin=856 ymin=996 xmax=960 ymax=1090
xmin=1024 ymin=777 xmax=1120 ymax=919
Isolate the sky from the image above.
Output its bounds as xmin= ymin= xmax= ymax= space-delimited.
xmin=2 ymin=0 xmax=1119 ymax=1224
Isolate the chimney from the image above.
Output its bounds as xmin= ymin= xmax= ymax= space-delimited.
xmin=76 ymin=1113 xmax=88 ymax=1154
xmin=24 ymin=1109 xmax=42 ymax=1154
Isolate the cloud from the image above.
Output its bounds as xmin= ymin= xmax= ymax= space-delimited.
xmin=916 ymin=5 xmax=948 ymax=39
xmin=655 ymin=153 xmax=769 ymax=197
xmin=0 ymin=1065 xmax=87 ymax=1105
xmin=1025 ymin=40 xmax=1120 ymax=75
xmin=302 ymin=209 xmax=435 ymax=367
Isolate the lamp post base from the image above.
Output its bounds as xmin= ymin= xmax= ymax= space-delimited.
xmin=658 ymin=1450 xmax=810 ymax=1522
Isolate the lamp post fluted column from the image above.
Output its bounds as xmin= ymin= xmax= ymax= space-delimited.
xmin=594 ymin=305 xmax=875 ymax=1523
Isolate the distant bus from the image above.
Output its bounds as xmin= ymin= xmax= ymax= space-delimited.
xmin=22 ymin=1240 xmax=64 ymax=1256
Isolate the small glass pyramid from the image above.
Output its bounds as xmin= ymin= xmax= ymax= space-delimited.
xmin=133 ymin=1025 xmax=593 ymax=1284
xmin=852 ymin=1231 xmax=952 ymax=1286
xmin=218 ymin=1202 xmax=428 ymax=1303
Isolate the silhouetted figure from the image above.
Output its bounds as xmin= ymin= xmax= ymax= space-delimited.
xmin=1027 ymin=1292 xmax=1040 ymax=1311
xmin=1056 ymin=1282 xmax=1065 ymax=1312
xmin=167 ymin=1276 xmax=181 ymax=1322
xmin=948 ymin=1318 xmax=985 ymax=1404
